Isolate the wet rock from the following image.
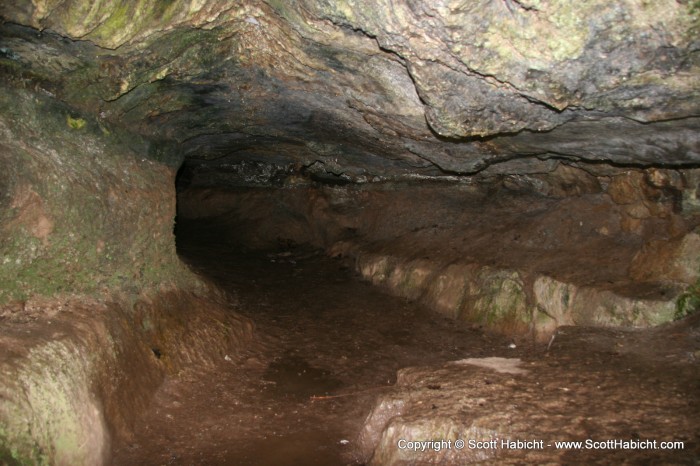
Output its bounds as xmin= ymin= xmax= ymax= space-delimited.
xmin=2 ymin=0 xmax=699 ymax=179
xmin=533 ymin=276 xmax=677 ymax=332
xmin=262 ymin=353 xmax=343 ymax=400
xmin=681 ymin=169 xmax=700 ymax=215
xmin=1 ymin=1 xmax=700 ymax=461
xmin=356 ymin=252 xmax=678 ymax=338
xmin=0 ymin=87 xmax=193 ymax=303
xmin=630 ymin=230 xmax=700 ymax=286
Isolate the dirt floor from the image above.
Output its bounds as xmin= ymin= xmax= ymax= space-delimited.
xmin=110 ymin=222 xmax=700 ymax=465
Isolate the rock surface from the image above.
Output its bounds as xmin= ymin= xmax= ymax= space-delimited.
xmin=0 ymin=289 xmax=255 ymax=465
xmin=356 ymin=320 xmax=700 ymax=465
xmin=0 ymin=86 xmax=192 ymax=303
xmin=1 ymin=1 xmax=700 ymax=463
xmin=2 ymin=0 xmax=699 ymax=180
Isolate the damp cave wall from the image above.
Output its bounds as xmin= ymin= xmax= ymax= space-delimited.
xmin=1 ymin=0 xmax=700 ymax=464
xmin=0 ymin=84 xmax=260 ymax=465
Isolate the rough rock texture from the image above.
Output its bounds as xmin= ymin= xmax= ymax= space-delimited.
xmin=0 ymin=289 xmax=254 ymax=465
xmin=0 ymin=23 xmax=254 ymax=465
xmin=0 ymin=86 xmax=192 ymax=303
xmin=355 ymin=319 xmax=700 ymax=465
xmin=2 ymin=0 xmax=699 ymax=180
xmin=0 ymin=83 xmax=260 ymax=465
xmin=1 ymin=0 xmax=700 ymax=463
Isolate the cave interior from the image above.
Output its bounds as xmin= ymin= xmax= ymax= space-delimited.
xmin=0 ymin=1 xmax=699 ymax=465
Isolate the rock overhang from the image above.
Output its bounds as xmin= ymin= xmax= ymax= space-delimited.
xmin=1 ymin=0 xmax=700 ymax=186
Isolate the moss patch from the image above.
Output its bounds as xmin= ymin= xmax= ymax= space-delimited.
xmin=50 ymin=0 xmax=182 ymax=49
xmin=675 ymin=279 xmax=700 ymax=320
xmin=65 ymin=115 xmax=86 ymax=130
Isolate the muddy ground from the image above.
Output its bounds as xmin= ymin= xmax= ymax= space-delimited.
xmin=111 ymin=222 xmax=700 ymax=465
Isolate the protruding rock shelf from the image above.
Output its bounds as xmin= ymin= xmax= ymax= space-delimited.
xmin=348 ymin=250 xmax=678 ymax=338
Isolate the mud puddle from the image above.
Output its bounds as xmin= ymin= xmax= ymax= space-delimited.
xmin=263 ymin=352 xmax=343 ymax=400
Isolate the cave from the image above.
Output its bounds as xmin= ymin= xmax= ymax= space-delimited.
xmin=1 ymin=1 xmax=699 ymax=465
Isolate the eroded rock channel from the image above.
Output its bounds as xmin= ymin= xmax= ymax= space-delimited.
xmin=110 ymin=214 xmax=699 ymax=465
xmin=1 ymin=0 xmax=700 ymax=465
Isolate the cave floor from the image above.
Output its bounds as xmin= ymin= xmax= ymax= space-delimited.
xmin=110 ymin=226 xmax=700 ymax=465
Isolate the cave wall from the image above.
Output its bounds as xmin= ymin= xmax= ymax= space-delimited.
xmin=0 ymin=290 xmax=254 ymax=465
xmin=0 ymin=87 xmax=193 ymax=303
xmin=1 ymin=0 xmax=700 ymax=463
xmin=0 ymin=90 xmax=258 ymax=463
xmin=0 ymin=9 xmax=252 ymax=464
xmin=0 ymin=59 xmax=253 ymax=466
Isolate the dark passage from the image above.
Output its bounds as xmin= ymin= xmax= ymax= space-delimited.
xmin=111 ymin=215 xmax=700 ymax=465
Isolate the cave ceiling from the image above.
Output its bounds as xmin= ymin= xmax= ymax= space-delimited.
xmin=1 ymin=0 xmax=699 ymax=183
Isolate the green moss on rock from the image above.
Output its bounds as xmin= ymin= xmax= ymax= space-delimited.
xmin=470 ymin=270 xmax=529 ymax=331
xmin=0 ymin=87 xmax=197 ymax=305
xmin=66 ymin=115 xmax=86 ymax=130
xmin=0 ymin=341 xmax=108 ymax=466
xmin=52 ymin=0 xmax=182 ymax=49
xmin=675 ymin=279 xmax=700 ymax=320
